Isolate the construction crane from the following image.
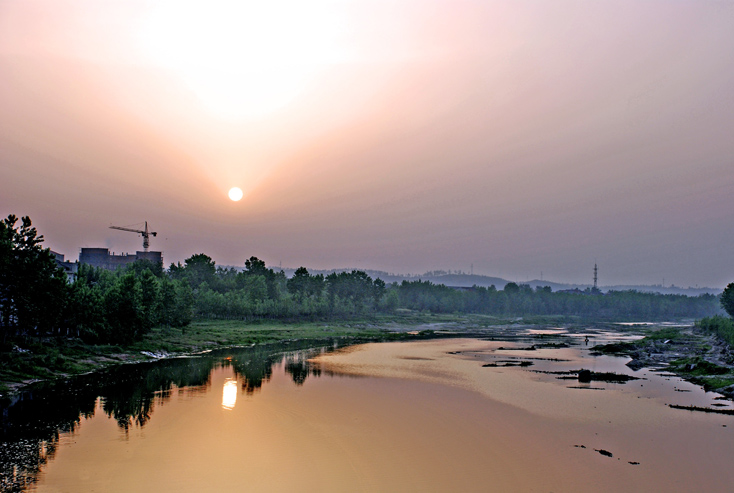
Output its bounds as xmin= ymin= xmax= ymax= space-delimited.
xmin=109 ymin=221 xmax=157 ymax=252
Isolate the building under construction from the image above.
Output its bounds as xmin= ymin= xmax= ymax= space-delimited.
xmin=78 ymin=248 xmax=162 ymax=270
xmin=79 ymin=221 xmax=162 ymax=270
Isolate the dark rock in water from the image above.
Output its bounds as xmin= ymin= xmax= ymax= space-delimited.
xmin=669 ymin=404 xmax=734 ymax=415
xmin=595 ymin=449 xmax=613 ymax=458
xmin=625 ymin=359 xmax=646 ymax=371
xmin=588 ymin=371 xmax=641 ymax=383
xmin=628 ymin=461 xmax=640 ymax=465
xmin=482 ymin=361 xmax=534 ymax=368
xmin=574 ymin=369 xmax=640 ymax=383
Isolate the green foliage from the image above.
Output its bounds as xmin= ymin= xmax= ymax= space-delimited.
xmin=287 ymin=267 xmax=323 ymax=300
xmin=65 ymin=281 xmax=106 ymax=342
xmin=172 ymin=253 xmax=216 ymax=288
xmin=503 ymin=282 xmax=519 ymax=294
xmin=124 ymin=259 xmax=164 ymax=278
xmin=104 ymin=272 xmax=146 ymax=344
xmin=159 ymin=278 xmax=193 ymax=328
xmin=643 ymin=327 xmax=683 ymax=341
xmin=697 ymin=315 xmax=734 ymax=347
xmin=0 ymin=215 xmax=68 ymax=340
xmin=721 ymin=282 xmax=734 ymax=318
xmin=669 ymin=356 xmax=730 ymax=376
xmin=0 ymin=214 xmax=724 ymax=361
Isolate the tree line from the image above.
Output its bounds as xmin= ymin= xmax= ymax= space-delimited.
xmin=696 ymin=283 xmax=734 ymax=346
xmin=1 ymin=215 xmax=192 ymax=345
xmin=0 ymin=215 xmax=725 ymax=346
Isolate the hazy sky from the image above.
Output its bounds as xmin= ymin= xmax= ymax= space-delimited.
xmin=2 ymin=0 xmax=733 ymax=287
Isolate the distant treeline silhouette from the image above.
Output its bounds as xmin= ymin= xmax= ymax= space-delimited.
xmin=0 ymin=214 xmax=724 ymax=345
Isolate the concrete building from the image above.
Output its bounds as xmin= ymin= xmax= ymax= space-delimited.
xmin=79 ymin=248 xmax=163 ymax=271
xmin=50 ymin=250 xmax=78 ymax=282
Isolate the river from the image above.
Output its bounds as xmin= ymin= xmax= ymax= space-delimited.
xmin=2 ymin=328 xmax=734 ymax=492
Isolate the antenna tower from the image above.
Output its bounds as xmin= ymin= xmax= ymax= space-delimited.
xmin=593 ymin=263 xmax=598 ymax=290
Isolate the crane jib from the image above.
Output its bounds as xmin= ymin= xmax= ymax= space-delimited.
xmin=109 ymin=221 xmax=157 ymax=252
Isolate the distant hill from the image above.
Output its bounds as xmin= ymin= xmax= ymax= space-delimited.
xmin=523 ymin=279 xmax=720 ymax=297
xmin=272 ymin=267 xmax=722 ymax=297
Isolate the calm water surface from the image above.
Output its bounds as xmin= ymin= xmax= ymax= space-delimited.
xmin=2 ymin=330 xmax=734 ymax=492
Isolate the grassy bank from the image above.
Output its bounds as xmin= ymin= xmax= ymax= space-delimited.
xmin=3 ymin=313 xmax=716 ymax=396
xmin=2 ymin=312 xmax=497 ymax=395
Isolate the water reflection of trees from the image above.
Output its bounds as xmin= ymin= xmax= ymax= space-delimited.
xmin=228 ymin=345 xmax=329 ymax=392
xmin=0 ymin=340 xmax=345 ymax=491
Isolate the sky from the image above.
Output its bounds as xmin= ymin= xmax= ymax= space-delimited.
xmin=1 ymin=0 xmax=733 ymax=288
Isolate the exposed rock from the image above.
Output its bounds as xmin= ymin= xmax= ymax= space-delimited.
xmin=595 ymin=449 xmax=613 ymax=458
xmin=578 ymin=369 xmax=592 ymax=382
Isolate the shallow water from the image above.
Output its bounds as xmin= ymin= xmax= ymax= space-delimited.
xmin=3 ymin=333 xmax=734 ymax=492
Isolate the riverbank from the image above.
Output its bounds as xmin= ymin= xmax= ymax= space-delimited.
xmin=591 ymin=324 xmax=734 ymax=399
xmin=3 ymin=315 xmax=733 ymax=400
xmin=0 ymin=312 xmax=486 ymax=396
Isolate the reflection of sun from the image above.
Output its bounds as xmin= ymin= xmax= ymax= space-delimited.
xmin=137 ymin=0 xmax=349 ymax=119
xmin=222 ymin=378 xmax=238 ymax=410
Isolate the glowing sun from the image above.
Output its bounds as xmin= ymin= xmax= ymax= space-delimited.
xmin=228 ymin=187 xmax=244 ymax=201
xmin=137 ymin=0 xmax=349 ymax=120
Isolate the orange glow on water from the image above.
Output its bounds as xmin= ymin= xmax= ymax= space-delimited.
xmin=221 ymin=378 xmax=238 ymax=410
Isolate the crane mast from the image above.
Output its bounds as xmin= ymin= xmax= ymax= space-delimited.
xmin=109 ymin=221 xmax=157 ymax=252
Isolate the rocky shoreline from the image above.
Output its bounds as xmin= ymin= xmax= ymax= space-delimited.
xmin=591 ymin=325 xmax=734 ymax=399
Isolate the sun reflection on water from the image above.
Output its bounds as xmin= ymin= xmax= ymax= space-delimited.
xmin=222 ymin=378 xmax=238 ymax=410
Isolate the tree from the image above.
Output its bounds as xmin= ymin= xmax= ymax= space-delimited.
xmin=65 ymin=281 xmax=106 ymax=342
xmin=170 ymin=253 xmax=217 ymax=289
xmin=139 ymin=269 xmax=161 ymax=328
xmin=242 ymin=256 xmax=284 ymax=300
xmin=159 ymin=278 xmax=193 ymax=328
xmin=125 ymin=258 xmax=163 ymax=278
xmin=372 ymin=278 xmax=386 ymax=306
xmin=0 ymin=215 xmax=68 ymax=340
xmin=722 ymin=283 xmax=734 ymax=318
xmin=325 ymin=271 xmax=375 ymax=312
xmin=287 ymin=267 xmax=311 ymax=299
xmin=104 ymin=272 xmax=146 ymax=343
xmin=244 ymin=256 xmax=268 ymax=276
xmin=503 ymin=282 xmax=519 ymax=294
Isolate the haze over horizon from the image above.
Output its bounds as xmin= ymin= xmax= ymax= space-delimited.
xmin=2 ymin=1 xmax=733 ymax=289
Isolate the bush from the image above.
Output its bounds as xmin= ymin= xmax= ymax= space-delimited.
xmin=697 ymin=315 xmax=734 ymax=346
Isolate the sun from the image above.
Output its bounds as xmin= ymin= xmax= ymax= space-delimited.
xmin=228 ymin=187 xmax=244 ymax=201
xmin=137 ymin=0 xmax=349 ymax=120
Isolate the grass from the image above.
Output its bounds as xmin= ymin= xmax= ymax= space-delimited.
xmin=697 ymin=316 xmax=734 ymax=346
xmin=1 ymin=313 xmax=471 ymax=392
xmin=667 ymin=356 xmax=734 ymax=391
xmin=0 ymin=314 xmax=714 ymax=394
xmin=697 ymin=376 xmax=734 ymax=390
xmin=641 ymin=326 xmax=685 ymax=341
xmin=668 ymin=357 xmax=730 ymax=376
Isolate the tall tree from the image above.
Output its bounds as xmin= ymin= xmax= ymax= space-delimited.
xmin=287 ymin=267 xmax=311 ymax=300
xmin=174 ymin=254 xmax=216 ymax=288
xmin=0 ymin=215 xmax=68 ymax=340
xmin=721 ymin=282 xmax=734 ymax=318
xmin=104 ymin=272 xmax=145 ymax=343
